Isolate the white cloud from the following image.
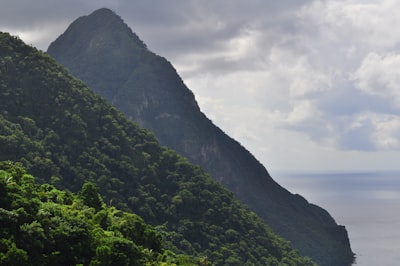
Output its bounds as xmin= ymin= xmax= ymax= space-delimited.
xmin=3 ymin=23 xmax=69 ymax=51
xmin=267 ymin=46 xmax=332 ymax=99
xmin=372 ymin=114 xmax=400 ymax=149
xmin=353 ymin=53 xmax=400 ymax=107
xmin=299 ymin=0 xmax=400 ymax=51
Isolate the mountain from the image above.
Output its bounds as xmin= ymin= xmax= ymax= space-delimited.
xmin=0 ymin=31 xmax=315 ymax=265
xmin=47 ymin=8 xmax=354 ymax=266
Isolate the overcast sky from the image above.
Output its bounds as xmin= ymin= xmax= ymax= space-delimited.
xmin=2 ymin=0 xmax=400 ymax=173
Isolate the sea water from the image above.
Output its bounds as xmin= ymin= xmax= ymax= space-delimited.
xmin=275 ymin=171 xmax=400 ymax=266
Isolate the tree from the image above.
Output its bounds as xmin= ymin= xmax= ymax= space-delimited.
xmin=80 ymin=182 xmax=104 ymax=211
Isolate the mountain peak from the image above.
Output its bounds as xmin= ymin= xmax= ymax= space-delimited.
xmin=47 ymin=7 xmax=147 ymax=100
xmin=90 ymin=7 xmax=116 ymax=16
xmin=49 ymin=7 xmax=146 ymax=51
xmin=48 ymin=9 xmax=355 ymax=265
xmin=48 ymin=7 xmax=147 ymax=52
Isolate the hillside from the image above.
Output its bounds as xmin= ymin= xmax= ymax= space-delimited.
xmin=0 ymin=32 xmax=315 ymax=265
xmin=47 ymin=8 xmax=354 ymax=266
xmin=0 ymin=161 xmax=199 ymax=265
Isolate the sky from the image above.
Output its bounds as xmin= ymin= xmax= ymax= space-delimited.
xmin=2 ymin=0 xmax=400 ymax=173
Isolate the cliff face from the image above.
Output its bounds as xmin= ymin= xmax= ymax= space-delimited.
xmin=48 ymin=8 xmax=354 ymax=265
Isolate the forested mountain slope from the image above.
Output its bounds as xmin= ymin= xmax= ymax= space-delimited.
xmin=47 ymin=8 xmax=354 ymax=266
xmin=0 ymin=32 xmax=315 ymax=265
xmin=0 ymin=162 xmax=200 ymax=265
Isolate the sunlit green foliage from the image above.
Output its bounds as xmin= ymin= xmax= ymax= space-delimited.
xmin=0 ymin=161 xmax=198 ymax=265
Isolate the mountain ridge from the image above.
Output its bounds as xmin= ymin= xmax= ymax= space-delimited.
xmin=0 ymin=31 xmax=315 ymax=265
xmin=47 ymin=8 xmax=354 ymax=266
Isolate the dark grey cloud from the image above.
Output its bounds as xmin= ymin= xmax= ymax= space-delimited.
xmin=338 ymin=122 xmax=376 ymax=151
xmin=317 ymin=83 xmax=397 ymax=117
xmin=0 ymin=0 xmax=94 ymax=27
xmin=281 ymin=80 xmax=400 ymax=151
xmin=3 ymin=0 xmax=312 ymax=61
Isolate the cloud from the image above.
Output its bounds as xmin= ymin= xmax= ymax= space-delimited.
xmin=299 ymin=0 xmax=400 ymax=50
xmin=4 ymin=0 xmax=400 ymax=170
xmin=371 ymin=114 xmax=400 ymax=149
xmin=353 ymin=53 xmax=400 ymax=107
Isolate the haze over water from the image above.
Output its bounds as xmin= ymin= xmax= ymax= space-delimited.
xmin=275 ymin=171 xmax=400 ymax=266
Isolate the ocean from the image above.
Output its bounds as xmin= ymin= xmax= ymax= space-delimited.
xmin=275 ymin=171 xmax=400 ymax=266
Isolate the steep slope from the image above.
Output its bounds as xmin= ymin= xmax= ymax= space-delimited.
xmin=0 ymin=31 xmax=315 ymax=265
xmin=47 ymin=8 xmax=354 ymax=266
xmin=0 ymin=162 xmax=199 ymax=265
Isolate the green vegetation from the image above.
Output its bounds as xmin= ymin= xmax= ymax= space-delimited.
xmin=0 ymin=161 xmax=199 ymax=265
xmin=47 ymin=8 xmax=354 ymax=266
xmin=0 ymin=32 xmax=315 ymax=265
